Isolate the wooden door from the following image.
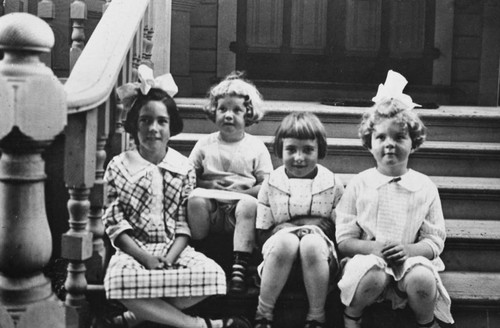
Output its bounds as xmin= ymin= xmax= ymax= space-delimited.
xmin=235 ymin=0 xmax=436 ymax=85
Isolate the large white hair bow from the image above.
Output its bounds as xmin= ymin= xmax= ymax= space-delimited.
xmin=372 ymin=70 xmax=420 ymax=109
xmin=116 ymin=64 xmax=178 ymax=111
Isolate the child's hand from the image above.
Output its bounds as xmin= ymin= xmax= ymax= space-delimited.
xmin=141 ymin=255 xmax=171 ymax=270
xmin=381 ymin=242 xmax=409 ymax=265
xmin=210 ymin=179 xmax=232 ymax=190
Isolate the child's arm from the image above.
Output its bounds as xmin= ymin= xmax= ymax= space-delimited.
xmin=115 ymin=232 xmax=166 ymax=269
xmin=165 ymin=167 xmax=197 ymax=264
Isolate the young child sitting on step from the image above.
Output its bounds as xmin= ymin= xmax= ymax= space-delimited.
xmin=254 ymin=112 xmax=344 ymax=328
xmin=188 ymin=72 xmax=273 ymax=294
xmin=335 ymin=70 xmax=454 ymax=328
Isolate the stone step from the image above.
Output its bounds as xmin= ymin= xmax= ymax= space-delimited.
xmin=170 ymin=133 xmax=500 ymax=178
xmin=176 ymin=98 xmax=500 ymax=143
xmin=442 ymin=219 xmax=500 ymax=272
xmin=184 ymin=271 xmax=500 ymax=328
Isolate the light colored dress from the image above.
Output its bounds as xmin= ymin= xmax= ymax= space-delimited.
xmin=103 ymin=148 xmax=226 ymax=299
xmin=256 ymin=165 xmax=345 ymax=272
xmin=335 ymin=168 xmax=454 ymax=324
xmin=188 ymin=132 xmax=273 ymax=191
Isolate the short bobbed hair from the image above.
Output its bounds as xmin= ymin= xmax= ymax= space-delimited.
xmin=273 ymin=112 xmax=328 ymax=159
xmin=204 ymin=71 xmax=264 ymax=126
xmin=359 ymin=98 xmax=426 ymax=150
xmin=124 ymin=88 xmax=183 ymax=146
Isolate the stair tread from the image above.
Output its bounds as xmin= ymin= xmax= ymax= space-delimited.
xmin=172 ymin=133 xmax=500 ymax=152
xmin=446 ymin=219 xmax=500 ymax=241
xmin=440 ymin=271 xmax=500 ymax=304
xmin=177 ymin=98 xmax=500 ymax=120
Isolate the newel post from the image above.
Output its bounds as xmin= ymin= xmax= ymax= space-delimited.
xmin=0 ymin=13 xmax=66 ymax=328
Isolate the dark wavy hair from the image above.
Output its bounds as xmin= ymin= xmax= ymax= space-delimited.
xmin=273 ymin=112 xmax=328 ymax=159
xmin=359 ymin=98 xmax=426 ymax=150
xmin=124 ymin=88 xmax=183 ymax=146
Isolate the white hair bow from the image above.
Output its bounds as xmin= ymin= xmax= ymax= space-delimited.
xmin=372 ymin=70 xmax=420 ymax=109
xmin=116 ymin=64 xmax=178 ymax=111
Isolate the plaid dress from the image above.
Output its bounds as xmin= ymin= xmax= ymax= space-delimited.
xmin=103 ymin=148 xmax=226 ymax=299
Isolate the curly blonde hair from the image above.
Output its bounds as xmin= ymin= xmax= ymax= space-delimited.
xmin=204 ymin=71 xmax=264 ymax=126
xmin=359 ymin=98 xmax=426 ymax=150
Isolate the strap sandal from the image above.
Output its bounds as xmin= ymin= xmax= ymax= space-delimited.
xmin=253 ymin=317 xmax=272 ymax=328
xmin=222 ymin=315 xmax=252 ymax=328
xmin=343 ymin=312 xmax=362 ymax=328
xmin=304 ymin=319 xmax=325 ymax=328
xmin=102 ymin=312 xmax=128 ymax=328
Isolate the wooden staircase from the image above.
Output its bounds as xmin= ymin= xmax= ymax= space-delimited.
xmin=168 ymin=98 xmax=500 ymax=328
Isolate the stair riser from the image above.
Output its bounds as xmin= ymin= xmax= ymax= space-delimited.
xmin=179 ymin=109 xmax=500 ymax=143
xmin=442 ymin=246 xmax=500 ymax=271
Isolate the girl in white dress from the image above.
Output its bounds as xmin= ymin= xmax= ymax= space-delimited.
xmin=254 ymin=112 xmax=344 ymax=328
xmin=335 ymin=71 xmax=454 ymax=328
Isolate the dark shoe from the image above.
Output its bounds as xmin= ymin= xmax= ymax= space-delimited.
xmin=304 ymin=320 xmax=325 ymax=328
xmin=254 ymin=317 xmax=272 ymax=328
xmin=222 ymin=315 xmax=252 ymax=328
xmin=228 ymin=275 xmax=247 ymax=294
xmin=101 ymin=312 xmax=128 ymax=328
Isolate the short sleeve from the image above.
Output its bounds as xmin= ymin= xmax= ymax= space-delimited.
xmin=418 ymin=184 xmax=446 ymax=258
xmin=335 ymin=178 xmax=362 ymax=244
xmin=102 ymin=162 xmax=133 ymax=246
xmin=256 ymin=176 xmax=274 ymax=230
xmin=188 ymin=139 xmax=204 ymax=176
xmin=253 ymin=140 xmax=273 ymax=185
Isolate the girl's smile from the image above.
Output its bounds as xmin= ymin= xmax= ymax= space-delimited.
xmin=282 ymin=138 xmax=319 ymax=178
xmin=370 ymin=118 xmax=414 ymax=176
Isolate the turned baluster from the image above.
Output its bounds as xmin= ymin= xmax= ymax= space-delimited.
xmin=62 ymin=107 xmax=96 ymax=327
xmin=142 ymin=9 xmax=154 ymax=68
xmin=0 ymin=13 xmax=66 ymax=328
xmin=37 ymin=0 xmax=55 ymax=67
xmin=70 ymin=0 xmax=87 ymax=71
xmin=86 ymin=102 xmax=110 ymax=284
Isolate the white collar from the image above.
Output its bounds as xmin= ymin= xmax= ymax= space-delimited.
xmin=268 ymin=164 xmax=336 ymax=195
xmin=364 ymin=167 xmax=423 ymax=192
xmin=120 ymin=148 xmax=189 ymax=182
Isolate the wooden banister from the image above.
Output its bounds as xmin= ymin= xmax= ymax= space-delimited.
xmin=64 ymin=0 xmax=149 ymax=113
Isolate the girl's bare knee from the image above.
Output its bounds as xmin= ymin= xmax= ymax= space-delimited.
xmin=299 ymin=234 xmax=328 ymax=264
xmin=402 ymin=265 xmax=437 ymax=301
xmin=235 ymin=198 xmax=257 ymax=221
xmin=269 ymin=233 xmax=300 ymax=262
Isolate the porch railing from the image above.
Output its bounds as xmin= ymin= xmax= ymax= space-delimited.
xmin=0 ymin=0 xmax=160 ymax=326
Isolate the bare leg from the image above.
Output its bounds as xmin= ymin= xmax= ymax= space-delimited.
xmin=187 ymin=196 xmax=213 ymax=240
xmin=300 ymin=234 xmax=331 ymax=323
xmin=256 ymin=233 xmax=300 ymax=320
xmin=233 ymin=198 xmax=257 ymax=252
xmin=400 ymin=265 xmax=437 ymax=325
xmin=345 ymin=267 xmax=389 ymax=322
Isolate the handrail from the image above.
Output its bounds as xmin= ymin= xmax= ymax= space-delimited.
xmin=64 ymin=0 xmax=149 ymax=114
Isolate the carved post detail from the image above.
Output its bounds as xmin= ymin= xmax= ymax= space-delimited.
xmin=70 ymin=0 xmax=88 ymax=71
xmin=0 ymin=13 xmax=66 ymax=328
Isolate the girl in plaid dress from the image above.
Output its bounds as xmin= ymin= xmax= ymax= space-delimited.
xmin=335 ymin=71 xmax=454 ymax=328
xmin=103 ymin=66 xmax=251 ymax=328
